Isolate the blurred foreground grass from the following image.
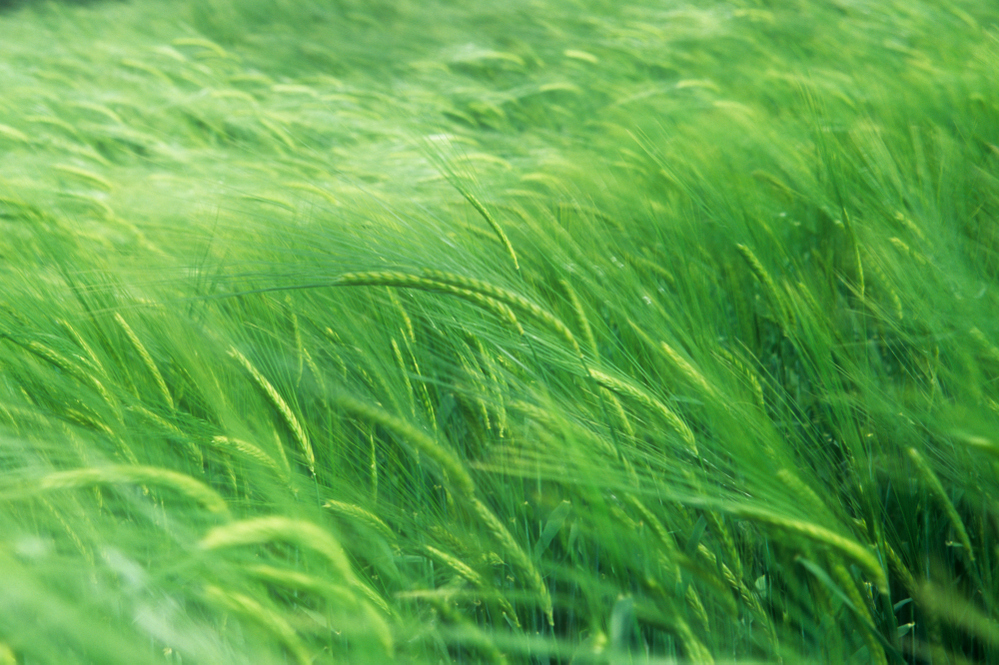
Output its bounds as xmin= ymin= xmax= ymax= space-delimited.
xmin=1 ymin=0 xmax=999 ymax=662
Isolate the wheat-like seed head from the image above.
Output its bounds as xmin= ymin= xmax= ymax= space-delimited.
xmin=659 ymin=340 xmax=714 ymax=397
xmin=560 ymin=278 xmax=598 ymax=358
xmin=390 ymin=337 xmax=416 ymax=418
xmin=324 ymin=499 xmax=397 ymax=543
xmin=336 ymin=396 xmax=476 ymax=498
xmin=907 ymin=447 xmax=974 ymax=563
xmin=723 ymin=503 xmax=888 ymax=593
xmin=831 ymin=560 xmax=887 ymax=665
xmin=201 ymin=516 xmax=354 ymax=580
xmin=588 ymin=368 xmax=698 ymax=455
xmin=129 ymin=404 xmax=203 ymax=466
xmin=736 ymin=243 xmax=793 ymax=329
xmin=229 ymin=346 xmax=315 ymax=477
xmin=469 ymin=496 xmax=554 ymax=627
xmin=211 ymin=436 xmax=288 ymax=482
xmin=460 ymin=189 xmax=520 ymax=270
xmin=423 ymin=544 xmax=484 ymax=586
xmin=422 ymin=269 xmax=580 ymax=355
xmin=202 ymin=585 xmax=311 ymax=665
xmin=19 ymin=465 xmax=229 ymax=515
xmin=23 ymin=340 xmax=116 ymax=409
xmin=332 ymin=271 xmax=525 ymax=334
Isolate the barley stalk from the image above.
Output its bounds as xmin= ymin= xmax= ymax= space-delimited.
xmin=324 ymin=499 xmax=397 ymax=543
xmin=128 ymin=404 xmax=203 ymax=466
xmin=332 ymin=271 xmax=525 ymax=335
xmin=423 ymin=544 xmax=485 ymax=587
xmin=720 ymin=503 xmax=888 ymax=592
xmin=336 ymin=396 xmax=476 ymax=498
xmin=202 ymin=585 xmax=311 ymax=665
xmin=245 ymin=564 xmax=396 ymax=654
xmin=211 ymin=436 xmax=288 ymax=483
xmin=674 ymin=616 xmax=714 ymax=664
xmin=246 ymin=564 xmax=357 ymax=604
xmin=776 ymin=468 xmax=833 ymax=522
xmin=452 ymin=184 xmax=519 ymax=270
xmin=8 ymin=465 xmax=229 ymax=515
xmin=289 ymin=306 xmax=304 ymax=385
xmin=713 ymin=346 xmax=766 ymax=412
xmin=391 ymin=337 xmax=416 ymax=417
xmin=469 ymin=496 xmax=554 ymax=627
xmin=57 ymin=319 xmax=105 ymax=376
xmin=659 ymin=339 xmax=714 ymax=397
xmin=736 ymin=243 xmax=793 ymax=329
xmin=229 ymin=346 xmax=315 ymax=477
xmin=201 ymin=516 xmax=355 ymax=581
xmin=473 ymin=337 xmax=507 ymax=438
xmin=588 ymin=368 xmax=697 ymax=455
xmin=422 ymin=269 xmax=579 ymax=355
xmin=386 ymin=289 xmax=415 ymax=343
xmin=831 ymin=560 xmax=887 ymax=665
xmin=560 ymin=278 xmax=598 ymax=358
xmin=21 ymin=340 xmax=116 ymax=409
xmin=907 ymin=447 xmax=974 ymax=562
xmin=600 ymin=387 xmax=635 ymax=440
xmin=115 ymin=313 xmax=174 ymax=410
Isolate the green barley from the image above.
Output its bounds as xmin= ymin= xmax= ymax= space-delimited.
xmin=335 ymin=396 xmax=476 ymax=498
xmin=202 ymin=585 xmax=311 ymax=665
xmin=460 ymin=189 xmax=520 ymax=271
xmin=588 ymin=368 xmax=697 ymax=455
xmin=713 ymin=346 xmax=767 ymax=413
xmin=391 ymin=337 xmax=416 ymax=418
xmin=469 ymin=496 xmax=554 ymax=627
xmin=423 ymin=544 xmax=485 ymax=587
xmin=210 ymin=436 xmax=289 ymax=483
xmin=128 ymin=404 xmax=203 ymax=466
xmin=719 ymin=503 xmax=888 ymax=592
xmin=229 ymin=346 xmax=315 ymax=477
xmin=659 ymin=339 xmax=714 ymax=397
xmin=201 ymin=516 xmax=354 ymax=579
xmin=830 ymin=560 xmax=886 ymax=665
xmin=57 ymin=318 xmax=105 ymax=376
xmin=736 ymin=243 xmax=793 ymax=329
xmin=21 ymin=340 xmax=116 ymax=409
xmin=560 ymin=278 xmax=598 ymax=358
xmin=907 ymin=447 xmax=974 ymax=563
xmin=6 ymin=465 xmax=229 ymax=515
xmin=324 ymin=499 xmax=397 ymax=543
xmin=421 ymin=270 xmax=579 ymax=355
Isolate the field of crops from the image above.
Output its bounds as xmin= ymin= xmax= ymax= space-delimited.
xmin=1 ymin=0 xmax=998 ymax=662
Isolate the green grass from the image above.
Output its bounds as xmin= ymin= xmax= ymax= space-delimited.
xmin=1 ymin=0 xmax=998 ymax=662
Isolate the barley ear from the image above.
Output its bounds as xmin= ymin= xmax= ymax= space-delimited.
xmin=200 ymin=516 xmax=354 ymax=581
xmin=736 ymin=243 xmax=793 ymax=329
xmin=17 ymin=465 xmax=228 ymax=515
xmin=335 ymin=396 xmax=475 ymax=498
xmin=229 ymin=347 xmax=315 ymax=477
xmin=454 ymin=184 xmax=519 ymax=270
xmin=115 ymin=313 xmax=173 ymax=410
xmin=202 ymin=585 xmax=311 ymax=665
xmin=470 ymin=496 xmax=554 ymax=627
xmin=907 ymin=447 xmax=974 ymax=562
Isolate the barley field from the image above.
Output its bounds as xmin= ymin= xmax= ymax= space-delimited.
xmin=1 ymin=0 xmax=998 ymax=663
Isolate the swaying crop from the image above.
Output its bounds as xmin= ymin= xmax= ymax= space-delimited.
xmin=1 ymin=0 xmax=998 ymax=662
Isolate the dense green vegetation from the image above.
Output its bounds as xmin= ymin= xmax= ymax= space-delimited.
xmin=2 ymin=0 xmax=998 ymax=662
